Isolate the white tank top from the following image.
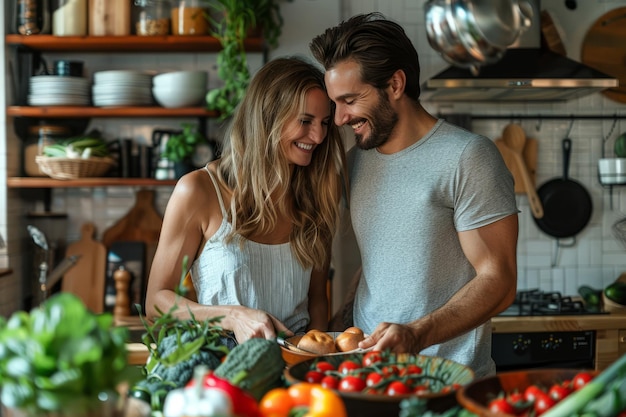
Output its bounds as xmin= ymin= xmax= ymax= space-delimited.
xmin=190 ymin=166 xmax=311 ymax=333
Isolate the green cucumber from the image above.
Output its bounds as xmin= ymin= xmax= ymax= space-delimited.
xmin=614 ymin=131 xmax=626 ymax=158
xmin=578 ymin=285 xmax=602 ymax=308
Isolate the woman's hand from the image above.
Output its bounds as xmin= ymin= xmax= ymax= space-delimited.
xmin=226 ymin=305 xmax=293 ymax=342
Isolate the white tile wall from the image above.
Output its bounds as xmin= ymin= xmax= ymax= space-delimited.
xmin=3 ymin=0 xmax=626 ymax=317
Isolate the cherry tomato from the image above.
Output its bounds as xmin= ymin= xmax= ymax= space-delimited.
xmin=315 ymin=361 xmax=335 ymax=373
xmin=488 ymin=398 xmax=515 ymax=415
xmin=403 ymin=364 xmax=423 ymax=375
xmin=413 ymin=384 xmax=430 ymax=395
xmin=381 ymin=365 xmax=400 ymax=377
xmin=386 ymin=381 xmax=411 ymax=396
xmin=287 ymin=382 xmax=315 ymax=407
xmin=304 ymin=370 xmax=324 ymax=384
xmin=523 ymin=384 xmax=544 ymax=402
xmin=572 ymin=371 xmax=593 ymax=390
xmin=338 ymin=360 xmax=361 ymax=375
xmin=441 ymin=383 xmax=461 ymax=394
xmin=338 ymin=375 xmax=366 ymax=393
xmin=534 ymin=392 xmax=557 ymax=416
xmin=362 ymin=351 xmax=383 ymax=367
xmin=365 ymin=372 xmax=383 ymax=387
xmin=507 ymin=392 xmax=525 ymax=405
xmin=320 ymin=375 xmax=339 ymax=390
xmin=548 ymin=383 xmax=573 ymax=401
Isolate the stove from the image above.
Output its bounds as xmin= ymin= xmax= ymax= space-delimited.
xmin=492 ymin=289 xmax=600 ymax=371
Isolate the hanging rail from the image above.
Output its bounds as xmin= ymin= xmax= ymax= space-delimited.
xmin=459 ymin=114 xmax=626 ymax=121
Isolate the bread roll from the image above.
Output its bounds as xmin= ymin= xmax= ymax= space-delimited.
xmin=297 ymin=330 xmax=337 ymax=354
xmin=335 ymin=327 xmax=365 ymax=352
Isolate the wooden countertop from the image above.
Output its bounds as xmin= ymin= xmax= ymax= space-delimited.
xmin=492 ymin=313 xmax=626 ymax=333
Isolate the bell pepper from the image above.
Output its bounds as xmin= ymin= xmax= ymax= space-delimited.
xmin=259 ymin=383 xmax=347 ymax=417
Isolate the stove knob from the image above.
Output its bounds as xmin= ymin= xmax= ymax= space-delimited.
xmin=512 ymin=336 xmax=530 ymax=354
xmin=540 ymin=335 xmax=562 ymax=350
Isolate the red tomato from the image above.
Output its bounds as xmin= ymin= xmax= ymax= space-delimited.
xmin=488 ymin=398 xmax=515 ymax=415
xmin=362 ymin=351 xmax=383 ymax=367
xmin=365 ymin=372 xmax=383 ymax=387
xmin=413 ymin=384 xmax=429 ymax=395
xmin=440 ymin=383 xmax=461 ymax=394
xmin=507 ymin=392 xmax=525 ymax=405
xmin=320 ymin=375 xmax=338 ymax=390
xmin=534 ymin=392 xmax=557 ymax=416
xmin=304 ymin=370 xmax=324 ymax=384
xmin=315 ymin=361 xmax=335 ymax=373
xmin=338 ymin=360 xmax=361 ymax=375
xmin=404 ymin=364 xmax=423 ymax=375
xmin=386 ymin=381 xmax=411 ymax=396
xmin=338 ymin=375 xmax=366 ymax=393
xmin=548 ymin=383 xmax=573 ymax=401
xmin=572 ymin=371 xmax=593 ymax=390
xmin=523 ymin=384 xmax=544 ymax=402
xmin=381 ymin=365 xmax=400 ymax=377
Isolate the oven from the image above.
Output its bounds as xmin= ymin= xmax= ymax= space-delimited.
xmin=492 ymin=289 xmax=605 ymax=372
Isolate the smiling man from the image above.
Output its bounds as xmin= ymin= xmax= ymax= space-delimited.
xmin=310 ymin=13 xmax=520 ymax=377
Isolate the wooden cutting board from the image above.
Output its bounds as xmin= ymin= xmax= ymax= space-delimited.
xmin=581 ymin=7 xmax=626 ymax=104
xmin=62 ymin=222 xmax=107 ymax=313
xmin=495 ymin=137 xmax=538 ymax=194
xmin=102 ymin=189 xmax=163 ymax=284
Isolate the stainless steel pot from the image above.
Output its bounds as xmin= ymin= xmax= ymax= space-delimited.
xmin=425 ymin=0 xmax=533 ymax=75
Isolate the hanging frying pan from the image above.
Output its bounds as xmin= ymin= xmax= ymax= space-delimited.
xmin=533 ymin=138 xmax=592 ymax=239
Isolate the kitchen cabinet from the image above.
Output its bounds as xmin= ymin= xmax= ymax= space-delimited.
xmin=4 ymin=34 xmax=266 ymax=188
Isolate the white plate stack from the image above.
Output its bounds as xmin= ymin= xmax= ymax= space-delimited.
xmin=92 ymin=70 xmax=154 ymax=107
xmin=28 ymin=75 xmax=91 ymax=106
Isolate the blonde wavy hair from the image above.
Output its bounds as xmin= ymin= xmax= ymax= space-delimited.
xmin=216 ymin=56 xmax=347 ymax=271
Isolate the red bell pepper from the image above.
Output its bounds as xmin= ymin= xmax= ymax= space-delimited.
xmin=186 ymin=369 xmax=261 ymax=417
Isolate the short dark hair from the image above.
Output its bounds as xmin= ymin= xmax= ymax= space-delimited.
xmin=310 ymin=12 xmax=421 ymax=101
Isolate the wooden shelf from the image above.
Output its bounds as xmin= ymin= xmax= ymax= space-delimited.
xmin=7 ymin=106 xmax=219 ymax=118
xmin=5 ymin=34 xmax=265 ymax=53
xmin=7 ymin=177 xmax=178 ymax=188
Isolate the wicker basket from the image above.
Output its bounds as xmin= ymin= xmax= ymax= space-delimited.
xmin=36 ymin=156 xmax=115 ymax=180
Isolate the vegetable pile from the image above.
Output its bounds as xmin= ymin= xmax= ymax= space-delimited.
xmin=300 ymin=351 xmax=465 ymax=397
xmin=0 ymin=293 xmax=137 ymax=415
xmin=42 ymin=130 xmax=110 ymax=159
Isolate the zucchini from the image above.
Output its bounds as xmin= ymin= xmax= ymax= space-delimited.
xmin=615 ymin=132 xmax=626 ymax=158
xmin=578 ymin=285 xmax=602 ymax=310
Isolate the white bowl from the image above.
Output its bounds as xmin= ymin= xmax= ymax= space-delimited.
xmin=598 ymin=158 xmax=626 ymax=185
xmin=152 ymin=71 xmax=207 ymax=89
xmin=152 ymin=86 xmax=206 ymax=108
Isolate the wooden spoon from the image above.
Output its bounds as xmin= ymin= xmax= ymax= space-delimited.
xmin=503 ymin=124 xmax=544 ymax=219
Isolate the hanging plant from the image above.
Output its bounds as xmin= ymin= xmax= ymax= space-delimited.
xmin=206 ymin=0 xmax=291 ymax=120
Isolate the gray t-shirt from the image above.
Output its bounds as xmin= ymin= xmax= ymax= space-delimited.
xmin=349 ymin=119 xmax=518 ymax=377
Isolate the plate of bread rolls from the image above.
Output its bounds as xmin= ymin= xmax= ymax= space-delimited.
xmin=280 ymin=327 xmax=371 ymax=366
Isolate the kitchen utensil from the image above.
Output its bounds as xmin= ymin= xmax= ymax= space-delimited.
xmin=27 ymin=224 xmax=49 ymax=250
xmin=277 ymin=336 xmax=318 ymax=355
xmin=533 ymin=138 xmax=592 ymax=265
xmin=540 ymin=9 xmax=566 ymax=56
xmin=425 ymin=0 xmax=533 ymax=75
xmin=612 ymin=217 xmax=626 ymax=251
xmin=501 ymin=124 xmax=543 ymax=219
xmin=581 ymin=7 xmax=626 ymax=104
xmin=105 ymin=241 xmax=146 ymax=315
xmin=494 ymin=135 xmax=538 ymax=194
xmin=61 ymin=222 xmax=107 ymax=312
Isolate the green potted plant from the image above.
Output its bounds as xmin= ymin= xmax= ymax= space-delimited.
xmin=0 ymin=293 xmax=139 ymax=417
xmin=162 ymin=123 xmax=207 ymax=177
xmin=206 ymin=0 xmax=291 ymax=120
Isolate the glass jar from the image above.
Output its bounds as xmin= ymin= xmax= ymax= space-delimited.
xmin=171 ymin=0 xmax=210 ymax=36
xmin=134 ymin=0 xmax=171 ymax=36
xmin=51 ymin=0 xmax=87 ymax=36
xmin=23 ymin=125 xmax=70 ymax=176
xmin=14 ymin=0 xmax=51 ymax=35
xmin=89 ymin=0 xmax=131 ymax=36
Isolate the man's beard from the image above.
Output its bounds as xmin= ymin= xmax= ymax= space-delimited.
xmin=355 ymin=91 xmax=398 ymax=150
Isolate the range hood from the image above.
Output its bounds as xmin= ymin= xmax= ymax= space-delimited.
xmin=422 ymin=2 xmax=618 ymax=102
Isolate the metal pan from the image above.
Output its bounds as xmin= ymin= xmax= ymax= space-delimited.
xmin=533 ymin=138 xmax=592 ymax=239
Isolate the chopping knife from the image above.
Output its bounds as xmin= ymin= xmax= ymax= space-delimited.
xmin=39 ymin=254 xmax=81 ymax=299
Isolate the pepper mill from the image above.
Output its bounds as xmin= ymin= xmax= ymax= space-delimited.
xmin=113 ymin=265 xmax=131 ymax=318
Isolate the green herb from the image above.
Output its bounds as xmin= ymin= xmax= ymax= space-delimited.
xmin=162 ymin=123 xmax=206 ymax=163
xmin=0 ymin=293 xmax=138 ymax=415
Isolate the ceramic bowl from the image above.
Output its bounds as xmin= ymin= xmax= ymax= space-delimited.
xmin=152 ymin=70 xmax=208 ymax=89
xmin=285 ymin=352 xmax=475 ymax=416
xmin=152 ymin=86 xmax=206 ymax=108
xmin=456 ymin=368 xmax=597 ymax=417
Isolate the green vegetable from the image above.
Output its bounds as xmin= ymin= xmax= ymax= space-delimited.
xmin=605 ymin=281 xmax=626 ymax=305
xmin=214 ymin=337 xmax=286 ymax=401
xmin=42 ymin=129 xmax=110 ymax=158
xmin=615 ymin=131 xmax=626 ymax=158
xmin=0 ymin=293 xmax=139 ymax=415
xmin=578 ymin=285 xmax=602 ymax=311
xmin=542 ymin=352 xmax=626 ymax=417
